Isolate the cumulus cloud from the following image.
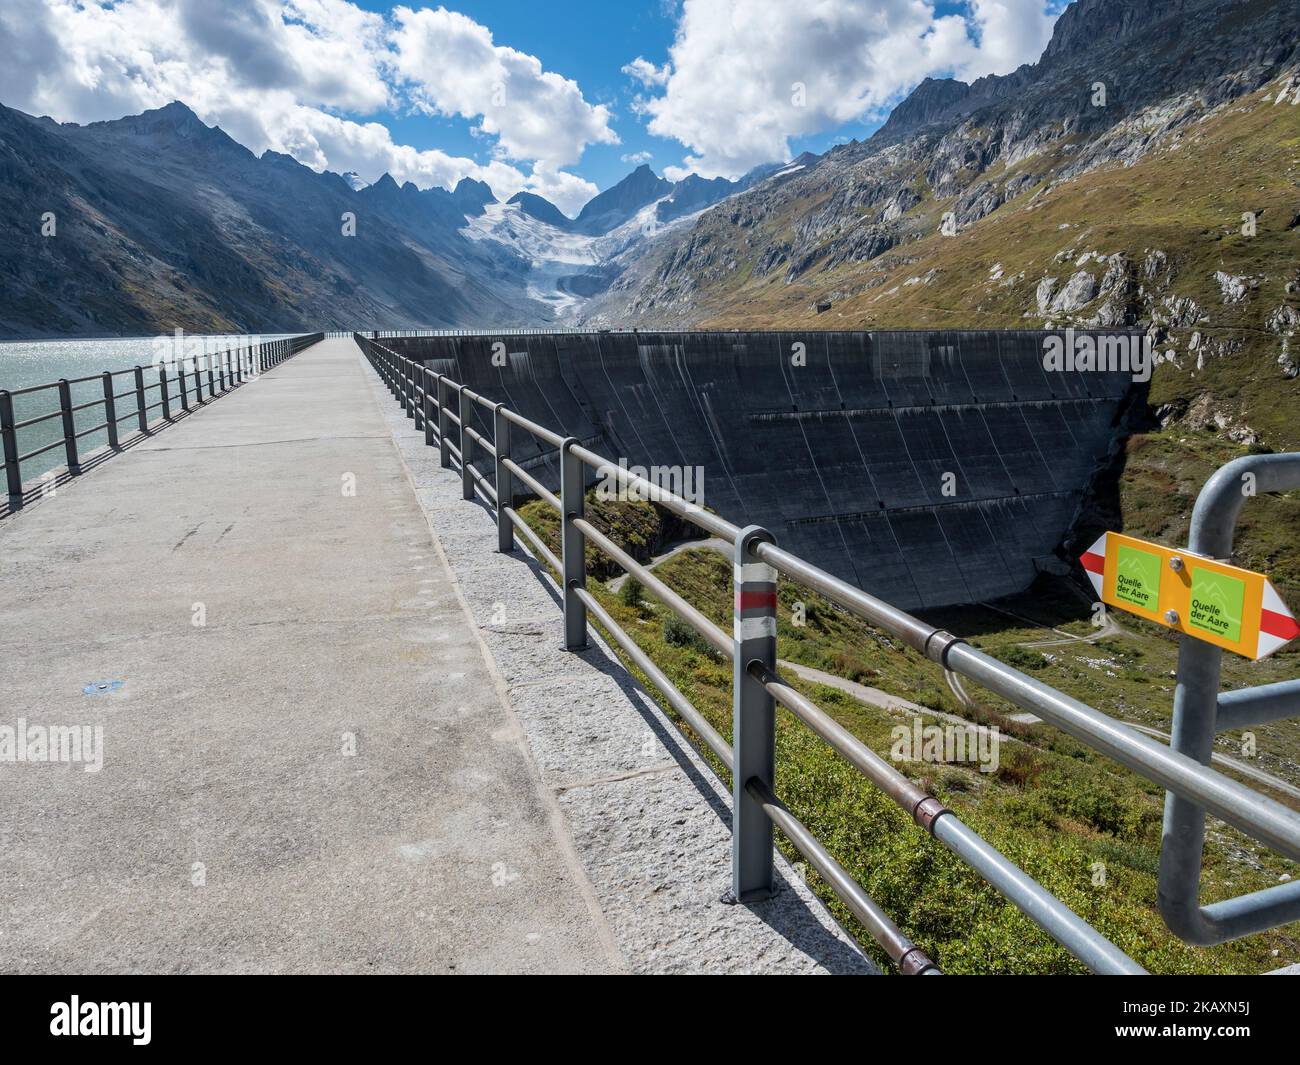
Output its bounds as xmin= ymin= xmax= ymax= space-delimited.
xmin=391 ymin=6 xmax=618 ymax=168
xmin=621 ymin=57 xmax=670 ymax=88
xmin=634 ymin=0 xmax=1064 ymax=180
xmin=621 ymin=150 xmax=654 ymax=164
xmin=0 ymin=0 xmax=610 ymax=208
xmin=962 ymin=0 xmax=1059 ymax=77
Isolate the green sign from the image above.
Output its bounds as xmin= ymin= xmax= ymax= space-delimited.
xmin=1189 ymin=568 xmax=1245 ymax=643
xmin=1115 ymin=544 xmax=1161 ymax=611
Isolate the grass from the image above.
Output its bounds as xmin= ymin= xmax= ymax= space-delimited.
xmin=515 ymin=493 xmax=1299 ymax=974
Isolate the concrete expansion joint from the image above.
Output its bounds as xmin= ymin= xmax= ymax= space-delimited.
xmin=552 ymin=762 xmax=680 ymax=794
xmin=507 ymin=673 xmax=600 ymax=691
xmin=479 ymin=614 xmax=554 ymax=634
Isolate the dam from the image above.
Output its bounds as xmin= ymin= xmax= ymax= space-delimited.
xmin=382 ymin=330 xmax=1136 ymax=609
xmin=5 ymin=330 xmax=1295 ymax=977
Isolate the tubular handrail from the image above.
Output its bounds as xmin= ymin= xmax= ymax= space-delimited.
xmin=358 ymin=334 xmax=1159 ymax=974
xmin=355 ymin=330 xmax=1296 ymax=973
xmin=1 ymin=333 xmax=322 ymax=509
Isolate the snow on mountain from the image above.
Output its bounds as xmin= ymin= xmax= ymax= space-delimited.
xmin=459 ymin=193 xmax=715 ymax=319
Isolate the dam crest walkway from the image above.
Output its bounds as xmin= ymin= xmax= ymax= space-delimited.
xmin=0 ymin=337 xmax=867 ymax=974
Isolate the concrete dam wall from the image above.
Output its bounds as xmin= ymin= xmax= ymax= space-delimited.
xmin=383 ymin=330 xmax=1135 ymax=611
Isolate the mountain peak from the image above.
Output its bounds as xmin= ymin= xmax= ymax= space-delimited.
xmin=452 ymin=177 xmax=496 ymax=216
xmin=573 ymin=164 xmax=674 ymax=234
xmin=507 ymin=191 xmax=571 ymax=228
xmin=875 ymin=77 xmax=972 ymax=140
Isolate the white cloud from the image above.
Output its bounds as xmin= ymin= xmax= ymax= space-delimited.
xmin=635 ymin=0 xmax=1063 ymax=179
xmin=621 ymin=150 xmax=654 ymax=164
xmin=621 ymin=57 xmax=670 ymax=88
xmin=390 ymin=5 xmax=617 ymax=167
xmin=0 ymin=0 xmax=609 ymax=206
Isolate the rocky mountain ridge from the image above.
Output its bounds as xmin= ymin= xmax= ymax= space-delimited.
xmin=0 ymin=101 xmax=771 ymax=338
xmin=579 ymin=0 xmax=1300 ymax=450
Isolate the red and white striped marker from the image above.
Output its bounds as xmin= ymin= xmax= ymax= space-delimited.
xmin=1081 ymin=532 xmax=1108 ymax=601
xmin=1259 ymin=580 xmax=1300 ymax=659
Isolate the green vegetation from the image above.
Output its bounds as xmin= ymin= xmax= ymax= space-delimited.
xmin=515 ymin=493 xmax=1300 ymax=974
xmin=686 ymin=77 xmax=1300 ymax=607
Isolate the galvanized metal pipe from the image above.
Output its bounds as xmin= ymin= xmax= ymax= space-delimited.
xmin=570 ymin=516 xmax=731 ymax=657
xmin=745 ymin=777 xmax=939 ymax=975
xmin=568 ymin=442 xmax=741 ymax=545
xmin=750 ymin=663 xmax=1145 ymax=974
xmin=505 ymin=506 xmax=562 ymax=575
xmin=502 ymin=457 xmax=559 ymax=511
xmin=948 ymin=641 xmax=1300 ymax=863
xmin=560 ymin=438 xmax=588 ymax=651
xmin=931 ymin=816 xmax=1146 ymax=974
xmin=573 ymin=586 xmax=732 ymax=771
xmin=746 ymin=535 xmax=1300 ymax=865
xmin=1216 ymin=678 xmax=1300 ymax=731
xmin=1160 ymin=452 xmax=1300 ymax=944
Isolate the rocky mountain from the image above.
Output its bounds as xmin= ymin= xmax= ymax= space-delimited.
xmin=508 ymin=190 xmax=573 ymax=228
xmin=583 ymin=0 xmax=1300 ymax=454
xmin=0 ymin=102 xmax=757 ymax=339
xmin=0 ymin=100 xmax=542 ymax=337
xmin=571 ymin=164 xmax=674 ymax=234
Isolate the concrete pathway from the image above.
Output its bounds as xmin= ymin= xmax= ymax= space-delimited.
xmin=365 ymin=359 xmax=873 ymax=974
xmin=0 ymin=338 xmax=623 ymax=974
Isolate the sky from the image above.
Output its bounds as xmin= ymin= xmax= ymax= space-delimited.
xmin=0 ymin=0 xmax=1071 ymax=215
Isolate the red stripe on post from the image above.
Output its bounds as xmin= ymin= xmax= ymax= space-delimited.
xmin=1261 ymin=609 xmax=1300 ymax=641
xmin=736 ymin=590 xmax=777 ymax=612
xmin=1081 ymin=551 xmax=1105 ymax=575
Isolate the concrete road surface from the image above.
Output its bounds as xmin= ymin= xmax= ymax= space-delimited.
xmin=0 ymin=338 xmax=624 ymax=973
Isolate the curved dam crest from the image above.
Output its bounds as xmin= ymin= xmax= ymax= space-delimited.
xmin=385 ymin=330 xmax=1136 ymax=610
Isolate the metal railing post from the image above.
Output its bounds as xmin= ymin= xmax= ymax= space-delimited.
xmin=437 ymin=377 xmax=452 ymax=469
xmin=495 ymin=403 xmax=513 ymax=553
xmin=207 ymin=354 xmax=216 ymax=398
xmin=218 ymin=351 xmax=226 ymax=392
xmin=160 ymin=368 xmax=172 ymax=421
xmin=1157 ymin=452 xmax=1300 ymax=945
xmin=178 ymin=363 xmax=191 ymax=413
xmin=459 ymin=385 xmax=473 ymax=500
xmin=57 ymin=379 xmax=80 ymax=473
xmin=134 ymin=367 xmax=148 ymax=433
xmin=0 ymin=390 xmax=23 ymax=504
xmin=730 ymin=524 xmax=779 ymax=903
xmin=560 ymin=437 xmax=587 ymax=650
xmin=412 ymin=364 xmax=425 ymax=432
xmin=101 ymin=372 xmax=119 ymax=450
xmin=422 ymin=369 xmax=435 ymax=447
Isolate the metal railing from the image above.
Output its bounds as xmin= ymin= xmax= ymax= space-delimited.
xmin=357 ymin=333 xmax=1300 ymax=975
xmin=1159 ymin=454 xmax=1300 ymax=944
xmin=1 ymin=334 xmax=321 ymax=511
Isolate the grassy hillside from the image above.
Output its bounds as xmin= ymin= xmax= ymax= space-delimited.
xmin=662 ymin=72 xmax=1300 ymax=629
xmin=516 ymin=495 xmax=1300 ymax=974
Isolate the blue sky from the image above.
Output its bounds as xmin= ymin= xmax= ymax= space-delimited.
xmin=3 ymin=1 xmax=1069 ymax=213
xmin=363 ymin=1 xmax=1000 ymax=191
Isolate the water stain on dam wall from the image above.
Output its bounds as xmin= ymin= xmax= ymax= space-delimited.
xmin=383 ymin=330 xmax=1136 ymax=611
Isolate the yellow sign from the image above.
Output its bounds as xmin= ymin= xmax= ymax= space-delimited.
xmin=1081 ymin=532 xmax=1298 ymax=660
